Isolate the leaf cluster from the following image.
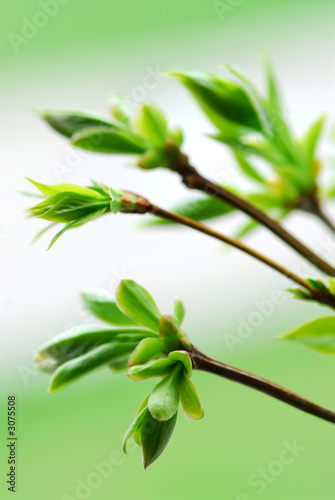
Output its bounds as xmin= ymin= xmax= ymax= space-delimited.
xmin=36 ymin=280 xmax=203 ymax=467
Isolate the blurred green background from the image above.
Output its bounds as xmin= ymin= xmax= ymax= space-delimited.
xmin=1 ymin=0 xmax=335 ymax=499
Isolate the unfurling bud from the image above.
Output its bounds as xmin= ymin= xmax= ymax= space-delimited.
xmin=25 ymin=180 xmax=152 ymax=248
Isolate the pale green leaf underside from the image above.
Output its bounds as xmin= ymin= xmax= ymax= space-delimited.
xmin=116 ymin=280 xmax=161 ymax=333
xmin=81 ymin=288 xmax=138 ymax=326
xmin=280 ymin=316 xmax=335 ymax=354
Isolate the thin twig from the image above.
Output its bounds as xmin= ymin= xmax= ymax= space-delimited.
xmin=190 ymin=347 xmax=335 ymax=424
xmin=170 ymin=155 xmax=335 ymax=277
xmin=150 ymin=204 xmax=312 ymax=291
xmin=311 ymin=204 xmax=335 ymax=235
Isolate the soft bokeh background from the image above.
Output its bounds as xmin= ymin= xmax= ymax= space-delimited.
xmin=1 ymin=1 xmax=335 ymax=498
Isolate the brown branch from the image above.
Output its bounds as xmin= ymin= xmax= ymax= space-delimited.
xmin=150 ymin=205 xmax=312 ymax=291
xmin=310 ymin=201 xmax=335 ymax=235
xmin=149 ymin=204 xmax=335 ymax=309
xmin=169 ymin=155 xmax=335 ymax=277
xmin=295 ymin=189 xmax=335 ymax=235
xmin=190 ymin=347 xmax=335 ymax=424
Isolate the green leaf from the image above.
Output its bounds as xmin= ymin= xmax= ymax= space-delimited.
xmin=108 ymin=93 xmax=131 ymax=125
xmin=233 ymin=151 xmax=265 ymax=184
xmin=328 ymin=277 xmax=335 ymax=296
xmin=247 ymin=192 xmax=283 ymax=210
xmin=148 ymin=364 xmax=182 ymax=420
xmin=306 ymin=279 xmax=328 ymax=293
xmin=127 ymin=358 xmax=175 ymax=381
xmin=148 ymin=196 xmax=233 ymax=226
xmin=262 ymin=54 xmax=282 ymax=112
xmin=168 ymin=350 xmax=192 ymax=377
xmin=167 ymin=69 xmax=263 ymax=134
xmin=212 ymin=134 xmax=285 ymax=165
xmin=49 ymin=341 xmax=137 ymax=392
xmin=31 ymin=222 xmax=57 ymax=244
xmin=280 ymin=316 xmax=335 ymax=354
xmin=179 ymin=372 xmax=204 ymax=420
xmin=46 ymin=221 xmax=77 ymax=249
xmin=25 ymin=178 xmax=107 ymax=199
xmin=132 ymin=103 xmax=168 ymax=147
xmin=233 ymin=219 xmax=258 ymax=240
xmin=221 ymin=63 xmax=272 ymax=136
xmin=36 ymin=325 xmax=151 ymax=364
xmin=136 ymin=148 xmax=167 ymax=170
xmin=300 ymin=115 xmax=325 ymax=168
xmin=71 ymin=127 xmax=148 ymax=154
xmin=168 ymin=126 xmax=183 ymax=147
xmin=122 ymin=407 xmax=147 ymax=453
xmin=46 ymin=207 xmax=107 ymax=249
xmin=132 ymin=395 xmax=150 ymax=445
xmin=141 ymin=409 xmax=177 ymax=468
xmin=116 ymin=280 xmax=161 ymax=332
xmin=81 ymin=288 xmax=138 ymax=326
xmin=159 ymin=314 xmax=181 ymax=351
xmin=128 ymin=338 xmax=163 ymax=367
xmin=174 ymin=299 xmax=185 ymax=325
xmin=35 ymin=109 xmax=116 ymax=138
xmin=324 ymin=182 xmax=335 ymax=199
xmin=108 ymin=359 xmax=129 ymax=373
xmin=29 ymin=192 xmax=110 ymax=223
xmin=36 ymin=325 xmax=112 ymax=363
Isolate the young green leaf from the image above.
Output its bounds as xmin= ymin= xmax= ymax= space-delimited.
xmin=141 ymin=409 xmax=178 ymax=468
xmin=280 ymin=316 xmax=335 ymax=354
xmin=179 ymin=372 xmax=204 ymax=420
xmin=300 ymin=115 xmax=325 ymax=169
xmin=122 ymin=407 xmax=147 ymax=453
xmin=28 ymin=192 xmax=110 ymax=223
xmin=71 ymin=127 xmax=148 ymax=154
xmin=174 ymin=299 xmax=185 ymax=325
xmin=49 ymin=341 xmax=137 ymax=392
xmin=108 ymin=93 xmax=131 ymax=125
xmin=25 ymin=178 xmax=107 ymax=199
xmin=159 ymin=314 xmax=182 ymax=351
xmin=46 ymin=207 xmax=108 ymax=249
xmin=35 ymin=109 xmax=116 ymax=138
xmin=168 ymin=350 xmax=192 ymax=377
xmin=108 ymin=359 xmax=129 ymax=373
xmin=233 ymin=151 xmax=265 ymax=184
xmin=221 ymin=63 xmax=272 ymax=136
xmin=146 ymin=196 xmax=233 ymax=225
xmin=167 ymin=126 xmax=183 ymax=147
xmin=127 ymin=358 xmax=175 ymax=381
xmin=233 ymin=219 xmax=258 ymax=240
xmin=116 ymin=280 xmax=161 ymax=333
xmin=136 ymin=148 xmax=167 ymax=170
xmin=132 ymin=103 xmax=168 ymax=147
xmin=36 ymin=325 xmax=150 ymax=364
xmin=30 ymin=222 xmax=57 ymax=244
xmin=148 ymin=364 xmax=182 ymax=420
xmin=262 ymin=54 xmax=282 ymax=113
xmin=128 ymin=338 xmax=163 ymax=367
xmin=328 ymin=277 xmax=335 ymax=296
xmin=81 ymin=288 xmax=138 ymax=326
xmin=167 ymin=69 xmax=263 ymax=133
xmin=212 ymin=133 xmax=285 ymax=165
